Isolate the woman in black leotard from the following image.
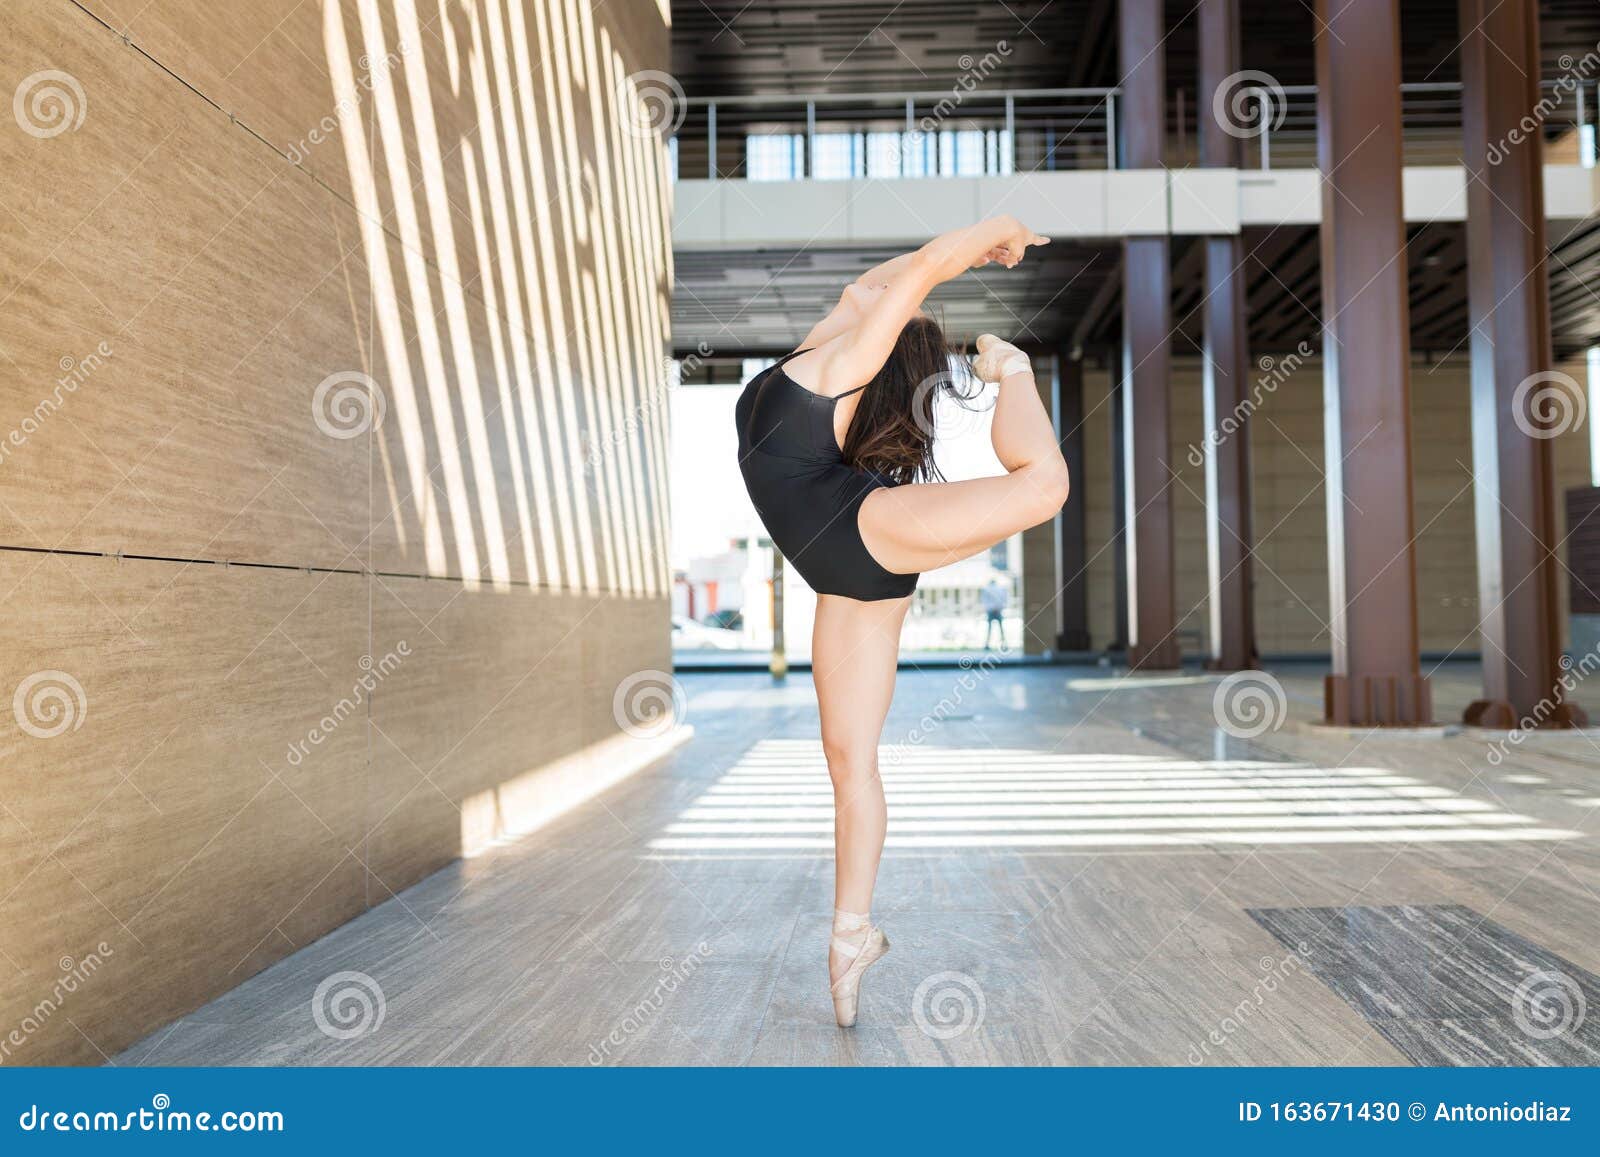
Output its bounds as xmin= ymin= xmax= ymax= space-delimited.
xmin=733 ymin=214 xmax=1069 ymax=1026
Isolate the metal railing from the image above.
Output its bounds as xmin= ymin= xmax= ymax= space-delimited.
xmin=670 ymin=79 xmax=1599 ymax=180
xmin=673 ymin=88 xmax=1121 ymax=180
xmin=1242 ymin=83 xmax=1466 ymax=168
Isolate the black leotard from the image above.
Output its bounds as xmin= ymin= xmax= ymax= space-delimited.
xmin=735 ymin=351 xmax=919 ymax=602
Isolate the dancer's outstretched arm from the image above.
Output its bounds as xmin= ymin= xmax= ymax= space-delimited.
xmin=797 ymin=251 xmax=945 ymax=349
xmin=791 ymin=215 xmax=1049 ymax=395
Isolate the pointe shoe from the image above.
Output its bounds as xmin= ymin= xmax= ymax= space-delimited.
xmin=829 ymin=909 xmax=889 ymax=1028
xmin=974 ymin=334 xmax=1031 ymax=382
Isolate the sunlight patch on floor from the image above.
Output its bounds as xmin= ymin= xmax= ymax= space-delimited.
xmin=647 ymin=739 xmax=1584 ymax=852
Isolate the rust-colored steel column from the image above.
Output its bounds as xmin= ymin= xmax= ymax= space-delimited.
xmin=1109 ymin=354 xmax=1129 ymax=653
xmin=1315 ymin=0 xmax=1431 ymax=724
xmin=1056 ymin=350 xmax=1092 ymax=651
xmin=1459 ymin=0 xmax=1586 ymax=729
xmin=1120 ymin=0 xmax=1180 ymax=669
xmin=1197 ymin=0 xmax=1256 ymax=671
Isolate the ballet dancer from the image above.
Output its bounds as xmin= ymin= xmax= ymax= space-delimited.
xmin=734 ymin=214 xmax=1069 ymax=1026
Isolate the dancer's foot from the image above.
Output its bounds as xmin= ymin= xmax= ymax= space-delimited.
xmin=829 ymin=908 xmax=889 ymax=1028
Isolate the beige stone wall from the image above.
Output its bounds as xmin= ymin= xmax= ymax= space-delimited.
xmin=1069 ymin=353 xmax=1592 ymax=657
xmin=0 ymin=0 xmax=672 ymax=1064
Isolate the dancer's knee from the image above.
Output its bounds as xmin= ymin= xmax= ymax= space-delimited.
xmin=821 ymin=731 xmax=878 ymax=787
xmin=1021 ymin=453 xmax=1070 ymax=522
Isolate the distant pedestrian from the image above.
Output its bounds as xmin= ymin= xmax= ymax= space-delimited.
xmin=981 ymin=576 xmax=1009 ymax=650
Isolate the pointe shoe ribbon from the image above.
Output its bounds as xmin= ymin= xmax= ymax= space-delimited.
xmin=974 ymin=334 xmax=1032 ymax=382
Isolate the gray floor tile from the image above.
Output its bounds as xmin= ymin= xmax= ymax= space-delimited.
xmin=1370 ymin=1016 xmax=1600 ymax=1066
xmin=1249 ymin=902 xmax=1600 ymax=1063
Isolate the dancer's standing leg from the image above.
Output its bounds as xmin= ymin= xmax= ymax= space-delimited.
xmin=811 ymin=592 xmax=910 ymax=1022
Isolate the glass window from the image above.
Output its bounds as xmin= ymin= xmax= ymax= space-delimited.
xmin=746 ymin=134 xmax=803 ymax=181
xmin=812 ymin=132 xmax=860 ymax=180
xmin=952 ymin=130 xmax=986 ymax=175
xmin=865 ymin=132 xmax=905 ymax=177
xmin=900 ymin=131 xmax=936 ymax=177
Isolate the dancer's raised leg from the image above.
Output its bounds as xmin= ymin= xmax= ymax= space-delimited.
xmin=858 ymin=335 xmax=1069 ymax=574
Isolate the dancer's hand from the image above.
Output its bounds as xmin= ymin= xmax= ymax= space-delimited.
xmin=968 ymin=219 xmax=1049 ymax=269
xmin=991 ymin=220 xmax=1050 ymax=268
xmin=973 ymin=334 xmax=1032 ymax=382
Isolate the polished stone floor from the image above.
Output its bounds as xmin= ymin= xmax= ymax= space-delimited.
xmin=116 ymin=661 xmax=1600 ymax=1066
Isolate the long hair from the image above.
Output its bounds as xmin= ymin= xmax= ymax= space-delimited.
xmin=839 ymin=315 xmax=981 ymax=485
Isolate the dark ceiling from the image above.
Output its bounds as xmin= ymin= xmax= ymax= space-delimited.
xmin=669 ymin=0 xmax=1600 ymax=356
xmin=675 ymin=222 xmax=1600 ymax=357
xmin=673 ymin=242 xmax=1116 ymax=353
xmin=672 ymin=1 xmax=1600 ymax=96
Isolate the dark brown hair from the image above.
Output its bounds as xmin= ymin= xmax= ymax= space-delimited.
xmin=839 ymin=315 xmax=981 ymax=484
